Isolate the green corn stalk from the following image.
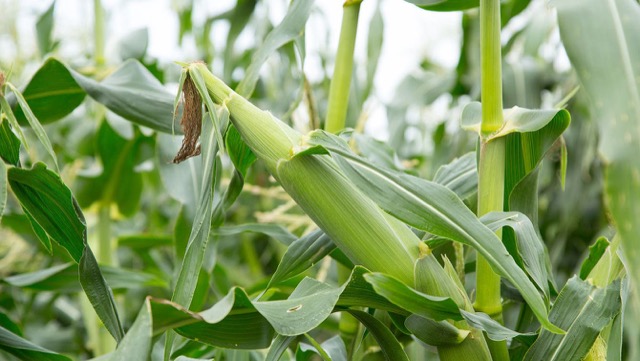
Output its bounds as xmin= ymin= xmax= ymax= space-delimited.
xmin=184 ymin=62 xmax=492 ymax=359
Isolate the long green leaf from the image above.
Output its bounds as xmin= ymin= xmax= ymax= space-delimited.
xmin=481 ymin=211 xmax=551 ymax=299
xmin=11 ymin=58 xmax=85 ymax=125
xmin=346 ymin=310 xmax=410 ymax=361
xmin=0 ymin=161 xmax=5 ymax=224
xmin=0 ymin=326 xmax=71 ymax=361
xmin=524 ymin=277 xmax=622 ymax=361
xmin=235 ymin=0 xmax=314 ymax=97
xmin=460 ymin=310 xmax=535 ymax=344
xmin=364 ymin=273 xmax=462 ymax=321
xmin=3 ymin=263 xmax=167 ymax=292
xmin=0 ymin=117 xmax=21 ymax=165
xmin=7 ymin=83 xmax=58 ymax=170
xmin=404 ymin=314 xmax=469 ymax=346
xmin=7 ymin=163 xmax=124 ymax=341
xmin=268 ymin=229 xmax=333 ymax=286
xmin=555 ymin=0 xmax=640 ymax=312
xmin=304 ymin=130 xmax=561 ymax=333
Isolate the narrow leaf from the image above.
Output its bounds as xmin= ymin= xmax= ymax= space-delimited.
xmin=7 ymin=163 xmax=123 ymax=341
xmin=364 ymin=273 xmax=462 ymax=321
xmin=524 ymin=277 xmax=622 ymax=361
xmin=0 ymin=326 xmax=71 ymax=361
xmin=305 ymin=130 xmax=561 ymax=334
xmin=405 ymin=314 xmax=469 ymax=346
xmin=269 ymin=229 xmax=334 ymax=286
xmin=236 ymin=0 xmax=315 ymax=97
xmin=7 ymin=83 xmax=58 ymax=170
xmin=346 ymin=310 xmax=410 ymax=361
xmin=555 ymin=0 xmax=640 ymax=306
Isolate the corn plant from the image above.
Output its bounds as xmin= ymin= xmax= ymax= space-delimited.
xmin=0 ymin=0 xmax=637 ymax=360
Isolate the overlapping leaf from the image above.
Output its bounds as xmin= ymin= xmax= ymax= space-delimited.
xmin=302 ymin=130 xmax=561 ymax=333
xmin=7 ymin=163 xmax=123 ymax=341
xmin=555 ymin=0 xmax=640 ymax=311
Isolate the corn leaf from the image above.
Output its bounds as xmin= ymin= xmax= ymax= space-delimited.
xmin=75 ymin=120 xmax=143 ymax=217
xmin=304 ymin=130 xmax=562 ymax=334
xmin=481 ymin=211 xmax=552 ymax=300
xmin=171 ymin=115 xmax=221 ymax=309
xmin=94 ymin=303 xmax=153 ymax=361
xmin=524 ymin=277 xmax=622 ymax=361
xmin=35 ymin=1 xmax=56 ymax=56
xmin=0 ymin=108 xmax=21 ymax=166
xmin=0 ymin=326 xmax=71 ymax=361
xmin=555 ymin=0 xmax=640 ymax=313
xmin=460 ymin=310 xmax=536 ymax=344
xmin=7 ymin=163 xmax=123 ymax=341
xmin=0 ymin=161 xmax=5 ymax=224
xmin=235 ymin=0 xmax=314 ymax=98
xmin=433 ymin=151 xmax=478 ymax=200
xmin=404 ymin=314 xmax=469 ymax=346
xmin=6 ymin=83 xmax=58 ymax=171
xmin=265 ymin=334 xmax=296 ymax=361
xmin=214 ymin=223 xmax=297 ymax=246
xmin=346 ymin=310 xmax=410 ymax=361
xmin=3 ymin=263 xmax=167 ymax=292
xmin=404 ymin=0 xmax=479 ymax=12
xmin=253 ymin=278 xmax=346 ymax=336
xmin=268 ymin=229 xmax=333 ymax=286
xmin=10 ymin=58 xmax=85 ymax=125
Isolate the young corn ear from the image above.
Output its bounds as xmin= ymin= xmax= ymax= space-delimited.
xmin=184 ymin=62 xmax=419 ymax=283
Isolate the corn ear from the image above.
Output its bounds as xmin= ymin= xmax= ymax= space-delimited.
xmin=190 ymin=62 xmax=300 ymax=173
xmin=276 ymin=154 xmax=419 ymax=284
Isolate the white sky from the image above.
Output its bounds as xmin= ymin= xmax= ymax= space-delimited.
xmin=2 ymin=0 xmax=463 ymax=138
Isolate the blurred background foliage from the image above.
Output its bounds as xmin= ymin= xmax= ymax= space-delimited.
xmin=0 ymin=0 xmax=617 ymax=359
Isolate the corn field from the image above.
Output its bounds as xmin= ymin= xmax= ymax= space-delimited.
xmin=0 ymin=0 xmax=639 ymax=360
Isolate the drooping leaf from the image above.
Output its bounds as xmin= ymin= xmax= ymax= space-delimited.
xmin=404 ymin=314 xmax=469 ymax=346
xmin=524 ymin=277 xmax=622 ymax=361
xmin=8 ymin=164 xmax=85 ymax=261
xmin=433 ymin=151 xmax=478 ymax=200
xmin=364 ymin=273 xmax=462 ymax=321
xmin=11 ymin=58 xmax=85 ymax=125
xmin=268 ymin=229 xmax=333 ymax=286
xmin=460 ymin=310 xmax=536 ymax=344
xmin=253 ymin=278 xmax=346 ymax=336
xmin=71 ymin=60 xmax=175 ymax=133
xmin=235 ymin=0 xmax=315 ymax=97
xmin=304 ymin=130 xmax=561 ymax=334
xmin=3 ymin=263 xmax=168 ymax=292
xmin=7 ymin=163 xmax=123 ymax=341
xmin=481 ymin=211 xmax=552 ymax=299
xmin=0 ymin=326 xmax=71 ymax=361
xmin=346 ymin=310 xmax=410 ymax=361
xmin=215 ymin=223 xmax=297 ymax=246
xmin=555 ymin=0 xmax=640 ymax=306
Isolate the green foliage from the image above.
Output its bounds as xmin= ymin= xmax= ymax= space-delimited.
xmin=0 ymin=0 xmax=633 ymax=360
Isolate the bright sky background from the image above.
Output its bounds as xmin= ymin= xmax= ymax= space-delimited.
xmin=2 ymin=0 xmax=464 ymax=137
